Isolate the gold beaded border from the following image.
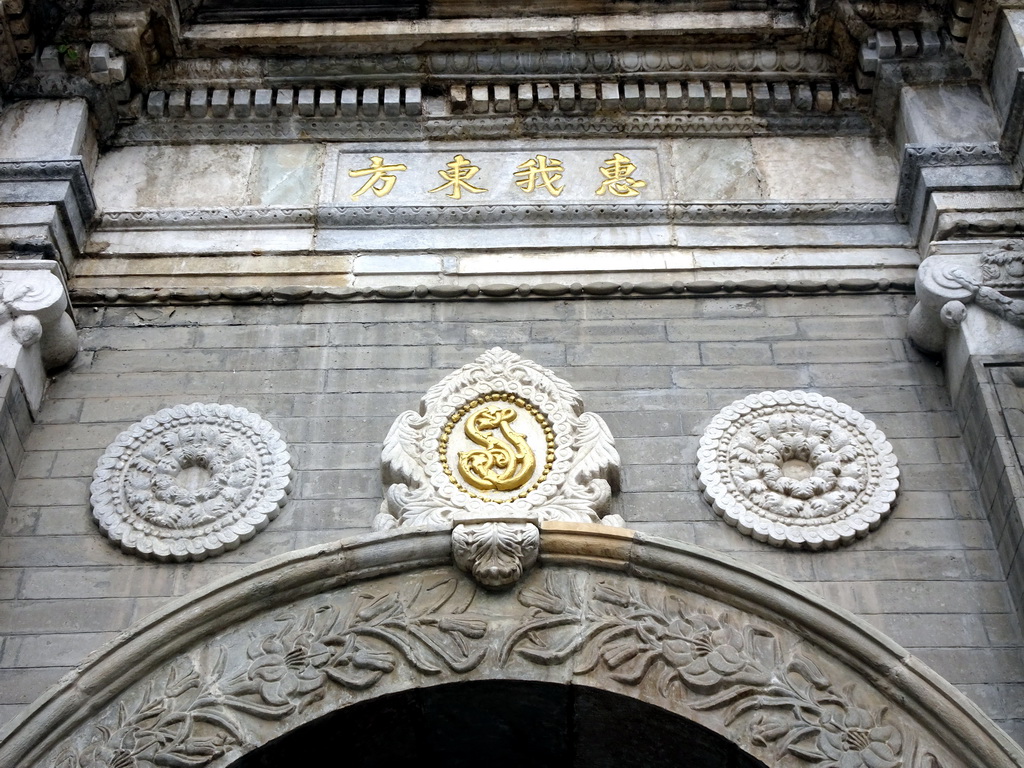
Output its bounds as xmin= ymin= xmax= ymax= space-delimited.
xmin=439 ymin=391 xmax=555 ymax=502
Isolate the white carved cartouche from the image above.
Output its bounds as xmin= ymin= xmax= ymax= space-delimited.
xmin=377 ymin=347 xmax=622 ymax=587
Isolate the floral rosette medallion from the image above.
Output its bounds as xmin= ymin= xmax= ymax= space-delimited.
xmin=697 ymin=391 xmax=899 ymax=550
xmin=91 ymin=403 xmax=292 ymax=561
xmin=376 ymin=348 xmax=622 ymax=587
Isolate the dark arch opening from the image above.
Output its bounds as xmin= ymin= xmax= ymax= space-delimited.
xmin=229 ymin=680 xmax=770 ymax=768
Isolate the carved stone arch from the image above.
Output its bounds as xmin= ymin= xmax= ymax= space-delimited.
xmin=0 ymin=525 xmax=1021 ymax=768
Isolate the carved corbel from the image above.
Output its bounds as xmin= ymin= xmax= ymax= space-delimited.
xmin=909 ymin=251 xmax=980 ymax=353
xmin=911 ymin=240 xmax=1024 ymax=355
xmin=0 ymin=265 xmax=78 ymax=412
xmin=451 ymin=520 xmax=540 ymax=589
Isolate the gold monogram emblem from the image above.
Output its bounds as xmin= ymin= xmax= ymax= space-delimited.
xmin=441 ymin=393 xmax=555 ymax=501
xmin=458 ymin=405 xmax=536 ymax=491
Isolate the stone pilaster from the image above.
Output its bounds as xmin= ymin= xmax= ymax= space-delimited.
xmin=911 ymin=239 xmax=1024 ymax=627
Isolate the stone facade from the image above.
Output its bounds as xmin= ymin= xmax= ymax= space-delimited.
xmin=1 ymin=0 xmax=1024 ymax=764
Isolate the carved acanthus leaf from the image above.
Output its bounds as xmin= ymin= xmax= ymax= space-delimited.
xmin=451 ymin=522 xmax=540 ymax=589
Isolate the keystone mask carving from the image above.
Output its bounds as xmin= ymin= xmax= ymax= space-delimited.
xmin=374 ymin=347 xmax=623 ymax=588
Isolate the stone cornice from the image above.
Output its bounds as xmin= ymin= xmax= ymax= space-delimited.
xmin=114 ymin=112 xmax=876 ymax=144
xmin=894 ymin=143 xmax=1019 ymax=242
xmin=0 ymin=159 xmax=96 ymax=222
xmin=69 ymin=275 xmax=916 ymax=306
xmin=110 ymin=74 xmax=872 ymax=144
xmin=0 ymin=158 xmax=97 ymax=272
xmin=97 ymin=201 xmax=898 ymax=230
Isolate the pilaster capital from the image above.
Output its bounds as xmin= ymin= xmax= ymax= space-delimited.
xmin=0 ymin=261 xmax=77 ymax=412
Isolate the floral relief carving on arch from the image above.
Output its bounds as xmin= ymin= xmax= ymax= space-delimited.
xmin=52 ymin=567 xmax=930 ymax=768
xmin=14 ymin=526 xmax=1006 ymax=768
xmin=1 ymin=530 xmax=1018 ymax=768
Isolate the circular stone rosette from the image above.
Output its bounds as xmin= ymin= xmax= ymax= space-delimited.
xmin=90 ymin=403 xmax=292 ymax=562
xmin=696 ymin=391 xmax=899 ymax=550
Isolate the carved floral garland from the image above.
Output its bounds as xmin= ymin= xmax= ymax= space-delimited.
xmin=90 ymin=403 xmax=292 ymax=562
xmin=50 ymin=571 xmax=947 ymax=768
xmin=697 ymin=391 xmax=899 ymax=549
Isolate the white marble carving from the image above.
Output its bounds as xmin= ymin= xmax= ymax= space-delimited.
xmin=375 ymin=347 xmax=622 ymax=587
xmin=6 ymin=530 xmax=1019 ymax=768
xmin=451 ymin=521 xmax=541 ymax=588
xmin=0 ymin=264 xmax=78 ymax=412
xmin=697 ymin=391 xmax=899 ymax=549
xmin=90 ymin=403 xmax=292 ymax=561
xmin=909 ymin=240 xmax=1024 ymax=355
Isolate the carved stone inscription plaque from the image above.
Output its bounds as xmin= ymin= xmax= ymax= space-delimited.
xmin=330 ymin=146 xmax=661 ymax=205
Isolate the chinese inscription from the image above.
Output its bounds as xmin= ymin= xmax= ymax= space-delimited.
xmin=596 ymin=152 xmax=647 ymax=197
xmin=345 ymin=152 xmax=647 ymax=201
xmin=514 ymin=154 xmax=565 ymax=197
xmin=348 ymin=156 xmax=409 ymax=201
xmin=429 ymin=154 xmax=488 ymax=200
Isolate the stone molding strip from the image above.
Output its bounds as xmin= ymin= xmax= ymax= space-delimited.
xmin=115 ymin=110 xmax=872 ymax=144
xmin=160 ymin=48 xmax=844 ymax=84
xmin=182 ymin=11 xmax=806 ymax=53
xmin=0 ymin=158 xmax=97 ymax=224
xmin=98 ymin=201 xmax=898 ymax=231
xmin=0 ymin=526 xmax=1021 ymax=768
xmin=894 ymin=143 xmax=1016 ymax=236
xmin=70 ymin=276 xmax=917 ymax=306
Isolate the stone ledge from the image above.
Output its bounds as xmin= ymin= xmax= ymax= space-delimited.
xmin=69 ymin=276 xmax=918 ymax=306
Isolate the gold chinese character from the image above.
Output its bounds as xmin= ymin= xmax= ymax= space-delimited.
xmin=514 ymin=154 xmax=565 ymax=197
xmin=595 ymin=152 xmax=647 ymax=197
xmin=348 ymin=156 xmax=408 ymax=201
xmin=429 ymin=154 xmax=487 ymax=199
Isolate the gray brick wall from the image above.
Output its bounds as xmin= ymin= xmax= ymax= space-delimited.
xmin=954 ymin=358 xmax=1024 ymax=634
xmin=0 ymin=293 xmax=1022 ymax=745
